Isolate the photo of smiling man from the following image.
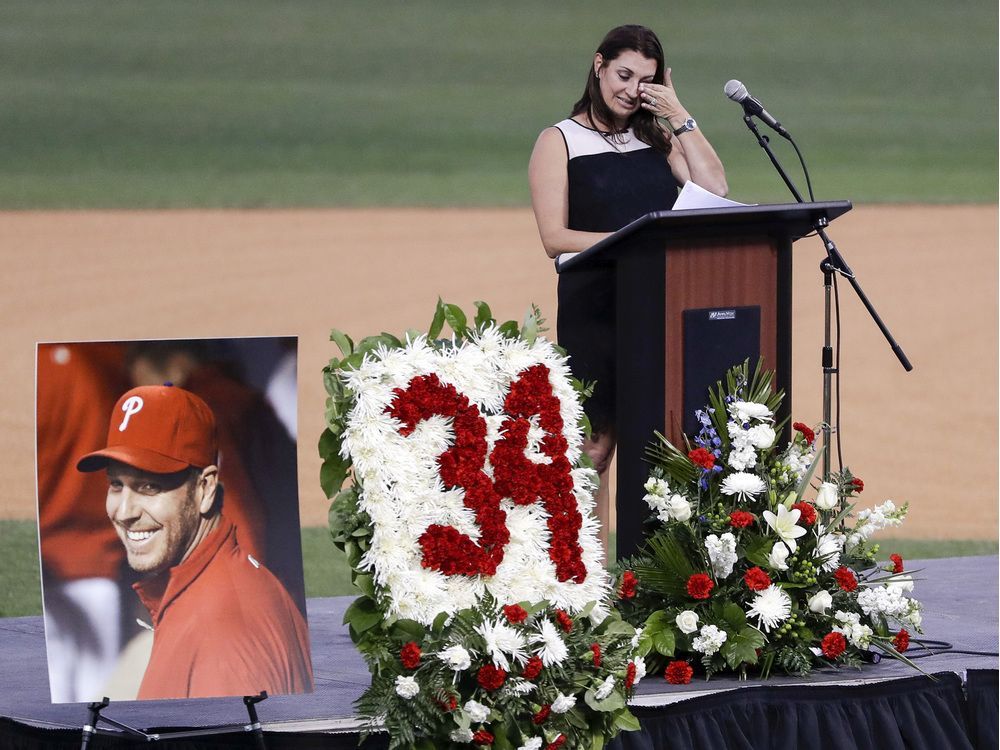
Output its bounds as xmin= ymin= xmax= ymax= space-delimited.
xmin=73 ymin=381 xmax=313 ymax=701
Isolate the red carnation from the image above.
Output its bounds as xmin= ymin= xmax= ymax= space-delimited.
xmin=688 ymin=447 xmax=716 ymax=470
xmin=555 ymin=609 xmax=573 ymax=633
xmin=473 ymin=729 xmax=494 ymax=745
xmin=791 ymin=502 xmax=817 ymax=526
xmin=665 ymin=660 xmax=694 ymax=685
xmin=821 ymin=631 xmax=847 ymax=659
xmin=521 ymin=655 xmax=543 ymax=680
xmin=893 ymin=629 xmax=910 ymax=653
xmin=400 ymin=641 xmax=421 ymax=669
xmin=503 ymin=604 xmax=528 ymax=624
xmin=729 ymin=510 xmax=755 ymax=528
xmin=834 ymin=566 xmax=858 ymax=592
xmin=686 ymin=573 xmax=714 ymax=600
xmin=546 ymin=736 xmax=566 ymax=750
xmin=743 ymin=566 xmax=772 ymax=591
xmin=889 ymin=553 xmax=904 ymax=574
xmin=476 ymin=664 xmax=507 ymax=691
xmin=793 ymin=422 xmax=815 ymax=445
xmin=850 ymin=477 xmax=864 ymax=493
xmin=532 ymin=704 xmax=551 ymax=725
xmin=590 ymin=643 xmax=602 ymax=668
xmin=619 ymin=570 xmax=638 ymax=600
xmin=625 ymin=661 xmax=637 ymax=690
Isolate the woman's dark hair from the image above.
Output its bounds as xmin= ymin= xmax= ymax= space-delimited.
xmin=571 ymin=24 xmax=671 ymax=154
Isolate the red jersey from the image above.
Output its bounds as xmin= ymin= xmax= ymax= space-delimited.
xmin=134 ymin=516 xmax=313 ymax=700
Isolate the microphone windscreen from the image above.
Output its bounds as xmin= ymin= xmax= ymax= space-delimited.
xmin=724 ymin=79 xmax=748 ymax=102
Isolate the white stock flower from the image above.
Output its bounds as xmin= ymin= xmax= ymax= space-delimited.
xmin=692 ymin=624 xmax=728 ymax=656
xmin=721 ymin=471 xmax=767 ymax=502
xmin=630 ymin=627 xmax=643 ymax=649
xmin=833 ymin=611 xmax=873 ymax=648
xmin=886 ymin=575 xmax=914 ymax=594
xmin=705 ymin=533 xmax=738 ymax=579
xmin=644 ymin=477 xmax=669 ymax=496
xmin=762 ymin=504 xmax=807 ymax=553
xmin=807 ymin=590 xmax=833 ymax=614
xmin=768 ymin=541 xmax=790 ymax=571
xmin=438 ymin=644 xmax=472 ymax=671
xmin=857 ymin=586 xmax=910 ymax=619
xmin=551 ymin=693 xmax=577 ymax=713
xmin=532 ymin=619 xmax=568 ymax=666
xmin=594 ymin=675 xmax=616 ymax=700
xmin=815 ymin=482 xmax=839 ymax=511
xmin=675 ymin=610 xmax=700 ymax=634
xmin=747 ymin=585 xmax=792 ymax=632
xmin=463 ymin=700 xmax=490 ymax=723
xmin=475 ymin=619 xmax=528 ymax=671
xmin=517 ymin=739 xmax=543 ymax=750
xmin=394 ymin=675 xmax=420 ymax=699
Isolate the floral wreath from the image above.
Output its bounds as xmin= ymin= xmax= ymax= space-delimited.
xmin=322 ymin=301 xmax=643 ymax=750
xmin=617 ymin=361 xmax=923 ymax=682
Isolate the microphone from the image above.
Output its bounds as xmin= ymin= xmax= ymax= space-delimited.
xmin=724 ymin=80 xmax=790 ymax=139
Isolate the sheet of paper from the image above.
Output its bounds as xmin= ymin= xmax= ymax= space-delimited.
xmin=672 ymin=180 xmax=752 ymax=210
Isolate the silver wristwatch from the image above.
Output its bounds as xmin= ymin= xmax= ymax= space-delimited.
xmin=672 ymin=117 xmax=697 ymax=136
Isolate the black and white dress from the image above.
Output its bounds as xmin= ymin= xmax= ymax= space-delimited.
xmin=553 ymin=117 xmax=680 ymax=435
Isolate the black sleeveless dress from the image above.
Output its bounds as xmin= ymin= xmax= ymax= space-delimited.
xmin=553 ymin=118 xmax=680 ymax=435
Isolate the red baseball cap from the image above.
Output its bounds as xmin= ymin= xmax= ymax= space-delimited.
xmin=77 ymin=384 xmax=218 ymax=474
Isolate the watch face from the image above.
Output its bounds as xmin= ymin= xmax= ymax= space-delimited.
xmin=674 ymin=118 xmax=697 ymax=135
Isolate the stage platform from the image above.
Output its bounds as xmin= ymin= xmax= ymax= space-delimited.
xmin=1 ymin=556 xmax=996 ymax=749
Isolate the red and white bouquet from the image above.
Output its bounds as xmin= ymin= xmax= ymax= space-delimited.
xmin=617 ymin=361 xmax=922 ymax=681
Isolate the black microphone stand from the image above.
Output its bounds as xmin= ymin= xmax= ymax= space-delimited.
xmin=740 ymin=115 xmax=913 ymax=483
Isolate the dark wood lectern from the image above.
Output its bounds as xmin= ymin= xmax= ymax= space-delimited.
xmin=558 ymin=201 xmax=852 ymax=560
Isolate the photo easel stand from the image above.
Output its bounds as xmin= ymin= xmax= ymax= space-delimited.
xmin=80 ymin=691 xmax=269 ymax=749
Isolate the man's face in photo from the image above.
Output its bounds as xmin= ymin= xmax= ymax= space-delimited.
xmin=105 ymin=461 xmax=202 ymax=576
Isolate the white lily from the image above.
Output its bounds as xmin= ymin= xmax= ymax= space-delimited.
xmin=762 ymin=504 xmax=807 ymax=553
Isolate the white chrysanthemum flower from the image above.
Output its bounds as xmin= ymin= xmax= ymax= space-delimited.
xmin=768 ymin=541 xmax=790 ymax=571
xmin=551 ymin=693 xmax=577 ymax=713
xmin=517 ymin=739 xmax=543 ymax=750
xmin=451 ymin=727 xmax=474 ymax=743
xmin=438 ymin=644 xmax=472 ymax=671
xmin=747 ymin=585 xmax=792 ymax=632
xmin=475 ymin=619 xmax=528 ymax=671
xmin=394 ymin=675 xmax=420 ymax=699
xmin=747 ymin=424 xmax=777 ymax=450
xmin=506 ymin=679 xmax=535 ymax=696
xmin=721 ymin=471 xmax=767 ymax=502
xmin=705 ymin=533 xmax=738 ymax=579
xmin=729 ymin=400 xmax=774 ymax=423
xmin=463 ymin=700 xmax=490 ymax=723
xmin=762 ymin=504 xmax=807 ymax=553
xmin=692 ymin=624 xmax=728 ymax=656
xmin=594 ymin=675 xmax=616 ymax=700
xmin=532 ymin=619 xmax=568 ymax=666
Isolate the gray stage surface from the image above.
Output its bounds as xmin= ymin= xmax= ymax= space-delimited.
xmin=0 ymin=556 xmax=996 ymax=735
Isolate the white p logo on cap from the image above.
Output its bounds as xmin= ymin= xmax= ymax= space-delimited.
xmin=119 ymin=396 xmax=144 ymax=432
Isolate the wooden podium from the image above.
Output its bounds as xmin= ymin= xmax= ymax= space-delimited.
xmin=558 ymin=201 xmax=852 ymax=560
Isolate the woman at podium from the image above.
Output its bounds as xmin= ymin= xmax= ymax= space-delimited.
xmin=528 ymin=24 xmax=727 ymax=553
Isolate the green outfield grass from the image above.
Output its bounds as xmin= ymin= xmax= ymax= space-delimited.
xmin=2 ymin=521 xmax=996 ymax=618
xmin=1 ymin=1 xmax=995 ymax=207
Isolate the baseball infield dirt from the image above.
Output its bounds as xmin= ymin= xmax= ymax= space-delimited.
xmin=1 ymin=205 xmax=996 ymax=539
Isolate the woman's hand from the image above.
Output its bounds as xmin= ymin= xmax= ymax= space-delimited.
xmin=638 ymin=68 xmax=686 ymax=129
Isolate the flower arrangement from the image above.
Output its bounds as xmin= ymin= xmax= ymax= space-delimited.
xmin=322 ymin=300 xmax=642 ymax=749
xmin=617 ymin=360 xmax=922 ymax=681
